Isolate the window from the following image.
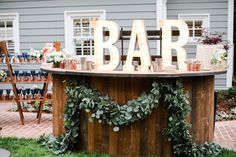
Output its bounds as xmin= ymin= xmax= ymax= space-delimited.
xmin=178 ymin=14 xmax=210 ymax=43
xmin=0 ymin=13 xmax=19 ymax=53
xmin=64 ymin=10 xmax=106 ymax=56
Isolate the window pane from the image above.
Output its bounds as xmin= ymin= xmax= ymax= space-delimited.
xmin=195 ymin=30 xmax=202 ymax=37
xmin=0 ymin=21 xmax=5 ymax=27
xmin=185 ymin=21 xmax=193 ymax=29
xmin=82 ymin=28 xmax=90 ymax=37
xmin=6 ymin=21 xmax=13 ymax=27
xmin=195 ymin=20 xmax=203 ymax=29
xmin=82 ymin=19 xmax=89 ymax=27
xmin=74 ymin=28 xmax=81 ymax=36
xmin=91 ymin=28 xmax=94 ymax=36
xmin=75 ymin=39 xmax=82 ymax=47
xmin=189 ymin=30 xmax=193 ymax=37
xmin=92 ymin=48 xmax=94 ymax=55
xmin=76 ymin=47 xmax=82 ymax=55
xmin=83 ymin=40 xmax=90 ymax=47
xmin=83 ymin=48 xmax=90 ymax=55
xmin=74 ymin=19 xmax=80 ymax=27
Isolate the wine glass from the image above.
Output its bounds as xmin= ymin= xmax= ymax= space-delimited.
xmin=31 ymin=70 xmax=36 ymax=81
xmin=22 ymin=89 xmax=26 ymax=100
xmin=0 ymin=89 xmax=3 ymax=100
xmin=6 ymin=89 xmax=11 ymax=100
xmin=26 ymin=71 xmax=31 ymax=82
xmin=26 ymin=88 xmax=31 ymax=100
xmin=40 ymin=89 xmax=44 ymax=99
xmin=17 ymin=88 xmax=22 ymax=100
xmin=14 ymin=70 xmax=19 ymax=82
xmin=31 ymin=89 xmax=35 ymax=99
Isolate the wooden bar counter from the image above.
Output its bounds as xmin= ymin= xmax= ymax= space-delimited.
xmin=41 ymin=67 xmax=226 ymax=157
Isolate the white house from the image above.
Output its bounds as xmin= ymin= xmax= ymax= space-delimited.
xmin=0 ymin=0 xmax=234 ymax=89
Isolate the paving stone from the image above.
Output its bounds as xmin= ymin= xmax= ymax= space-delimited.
xmin=0 ymin=103 xmax=52 ymax=138
xmin=214 ymin=120 xmax=236 ymax=151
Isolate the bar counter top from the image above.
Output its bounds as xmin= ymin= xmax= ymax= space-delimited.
xmin=41 ymin=67 xmax=226 ymax=78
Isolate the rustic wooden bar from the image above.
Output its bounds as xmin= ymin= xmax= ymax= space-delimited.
xmin=41 ymin=67 xmax=226 ymax=157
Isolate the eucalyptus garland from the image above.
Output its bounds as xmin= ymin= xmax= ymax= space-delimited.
xmin=39 ymin=80 xmax=222 ymax=157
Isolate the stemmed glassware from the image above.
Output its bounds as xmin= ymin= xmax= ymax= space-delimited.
xmin=26 ymin=88 xmax=31 ymax=100
xmin=31 ymin=89 xmax=35 ymax=99
xmin=17 ymin=88 xmax=22 ymax=100
xmin=14 ymin=70 xmax=19 ymax=83
xmin=22 ymin=89 xmax=26 ymax=100
xmin=31 ymin=70 xmax=36 ymax=81
xmin=6 ymin=89 xmax=11 ymax=100
xmin=0 ymin=89 xmax=3 ymax=100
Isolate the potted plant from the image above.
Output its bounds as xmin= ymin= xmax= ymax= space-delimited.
xmin=44 ymin=51 xmax=66 ymax=68
xmin=29 ymin=48 xmax=42 ymax=64
xmin=196 ymin=28 xmax=229 ymax=69
xmin=0 ymin=70 xmax=6 ymax=82
xmin=211 ymin=49 xmax=227 ymax=70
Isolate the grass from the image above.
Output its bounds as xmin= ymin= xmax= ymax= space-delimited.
xmin=0 ymin=137 xmax=236 ymax=157
xmin=0 ymin=137 xmax=109 ymax=157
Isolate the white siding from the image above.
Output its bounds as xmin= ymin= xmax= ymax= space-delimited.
xmin=0 ymin=0 xmax=157 ymax=54
xmin=167 ymin=0 xmax=228 ymax=89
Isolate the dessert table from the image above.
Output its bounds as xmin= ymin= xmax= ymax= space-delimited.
xmin=41 ymin=67 xmax=226 ymax=157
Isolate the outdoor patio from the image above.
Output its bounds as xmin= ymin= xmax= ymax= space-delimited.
xmin=0 ymin=103 xmax=52 ymax=138
xmin=0 ymin=103 xmax=235 ymax=151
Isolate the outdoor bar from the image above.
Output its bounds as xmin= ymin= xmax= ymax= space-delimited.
xmin=41 ymin=68 xmax=226 ymax=157
xmin=40 ymin=19 xmax=228 ymax=156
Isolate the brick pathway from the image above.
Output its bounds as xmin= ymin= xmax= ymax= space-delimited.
xmin=214 ymin=120 xmax=236 ymax=151
xmin=0 ymin=103 xmax=236 ymax=151
xmin=0 ymin=103 xmax=52 ymax=138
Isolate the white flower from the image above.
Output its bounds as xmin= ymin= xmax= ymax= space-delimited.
xmin=211 ymin=49 xmax=227 ymax=64
xmin=113 ymin=126 xmax=119 ymax=132
xmin=0 ymin=70 xmax=6 ymax=77
xmin=28 ymin=48 xmax=42 ymax=59
xmin=44 ymin=50 xmax=66 ymax=63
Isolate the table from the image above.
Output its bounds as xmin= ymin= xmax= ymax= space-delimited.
xmin=41 ymin=67 xmax=226 ymax=157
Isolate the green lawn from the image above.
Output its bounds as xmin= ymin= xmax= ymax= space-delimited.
xmin=0 ymin=137 xmax=236 ymax=157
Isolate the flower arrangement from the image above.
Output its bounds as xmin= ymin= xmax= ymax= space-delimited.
xmin=198 ymin=28 xmax=224 ymax=45
xmin=44 ymin=50 xmax=66 ymax=64
xmin=211 ymin=49 xmax=227 ymax=64
xmin=198 ymin=28 xmax=230 ymax=50
xmin=197 ymin=28 xmax=231 ymax=70
xmin=0 ymin=69 xmax=6 ymax=81
xmin=29 ymin=48 xmax=42 ymax=59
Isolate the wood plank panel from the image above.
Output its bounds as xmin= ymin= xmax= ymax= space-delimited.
xmin=108 ymin=77 xmax=118 ymax=156
xmin=161 ymin=100 xmax=172 ymax=156
xmin=120 ymin=78 xmax=131 ymax=156
xmin=100 ymin=78 xmax=110 ymax=153
xmin=92 ymin=77 xmax=103 ymax=153
xmin=205 ymin=76 xmax=214 ymax=142
xmin=130 ymin=78 xmax=141 ymax=157
xmin=52 ymin=74 xmax=67 ymax=136
xmin=52 ymin=75 xmax=216 ymax=157
xmin=78 ymin=110 xmax=88 ymax=151
xmin=155 ymin=101 xmax=162 ymax=156
xmin=183 ymin=78 xmax=193 ymax=125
